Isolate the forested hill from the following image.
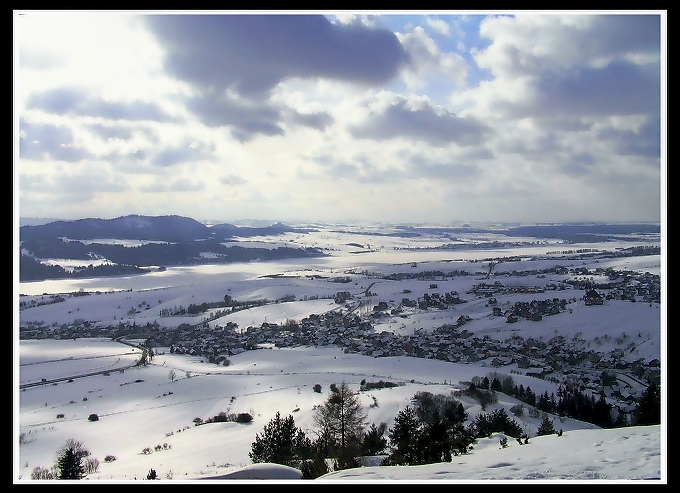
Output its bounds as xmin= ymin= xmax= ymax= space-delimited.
xmin=19 ymin=214 xmax=313 ymax=243
xmin=18 ymin=215 xmax=323 ymax=282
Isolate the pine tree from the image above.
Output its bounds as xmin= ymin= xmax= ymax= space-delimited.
xmin=362 ymin=422 xmax=388 ymax=455
xmin=386 ymin=406 xmax=422 ymax=465
xmin=249 ymin=411 xmax=312 ymax=467
xmin=634 ymin=383 xmax=661 ymax=425
xmin=57 ymin=447 xmax=85 ymax=479
xmin=536 ymin=415 xmax=556 ymax=436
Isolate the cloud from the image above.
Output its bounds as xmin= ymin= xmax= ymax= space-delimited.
xmin=19 ymin=119 xmax=93 ymax=162
xmin=598 ymin=116 xmax=661 ymax=158
xmin=144 ymin=14 xmax=410 ymax=99
xmin=350 ymin=94 xmax=492 ymax=147
xmin=26 ymin=87 xmax=177 ymax=122
xmin=526 ymin=61 xmax=660 ymax=118
xmin=150 ymin=141 xmax=216 ymax=167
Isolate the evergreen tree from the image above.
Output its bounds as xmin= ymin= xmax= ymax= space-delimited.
xmin=634 ymin=383 xmax=661 ymax=426
xmin=386 ymin=406 xmax=422 ymax=465
xmin=55 ymin=439 xmax=89 ymax=480
xmin=592 ymin=394 xmax=613 ymax=428
xmin=536 ymin=415 xmax=556 ymax=436
xmin=249 ymin=412 xmax=312 ymax=467
xmin=419 ymin=407 xmax=451 ymax=463
xmin=362 ymin=422 xmax=388 ymax=455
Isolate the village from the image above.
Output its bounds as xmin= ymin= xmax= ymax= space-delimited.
xmin=19 ymin=261 xmax=661 ymax=426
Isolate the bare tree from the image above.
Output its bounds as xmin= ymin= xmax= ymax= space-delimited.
xmin=168 ymin=369 xmax=176 ymax=383
xmin=313 ymin=381 xmax=367 ymax=468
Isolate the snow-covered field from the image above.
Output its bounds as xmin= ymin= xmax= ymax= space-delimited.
xmin=16 ymin=225 xmax=665 ymax=483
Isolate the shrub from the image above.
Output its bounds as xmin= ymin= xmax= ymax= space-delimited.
xmin=313 ymin=384 xmax=322 ymax=393
xmin=104 ymin=455 xmax=117 ymax=463
xmin=83 ymin=457 xmax=100 ymax=474
xmin=510 ymin=404 xmax=524 ymax=417
xmin=31 ymin=466 xmax=56 ymax=480
xmin=56 ymin=413 xmax=65 ymax=419
xmin=235 ymin=413 xmax=253 ymax=423
xmin=88 ymin=413 xmax=99 ymax=422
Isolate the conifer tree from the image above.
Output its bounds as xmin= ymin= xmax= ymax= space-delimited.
xmin=634 ymin=383 xmax=661 ymax=425
xmin=536 ymin=415 xmax=556 ymax=436
xmin=362 ymin=422 xmax=388 ymax=455
xmin=57 ymin=446 xmax=85 ymax=479
xmin=386 ymin=406 xmax=422 ymax=465
xmin=249 ymin=411 xmax=312 ymax=467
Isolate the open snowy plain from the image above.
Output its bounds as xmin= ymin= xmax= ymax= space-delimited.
xmin=16 ymin=223 xmax=665 ymax=483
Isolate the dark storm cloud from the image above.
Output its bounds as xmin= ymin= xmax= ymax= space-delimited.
xmin=19 ymin=118 xmax=93 ymax=162
xmin=26 ymin=87 xmax=177 ymax=122
xmin=143 ymin=14 xmax=410 ymax=98
xmin=350 ymin=97 xmax=492 ymax=147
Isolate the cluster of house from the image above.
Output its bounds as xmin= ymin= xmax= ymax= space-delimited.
xmin=19 ymin=263 xmax=661 ymax=424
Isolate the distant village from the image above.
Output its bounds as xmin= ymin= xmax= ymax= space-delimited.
xmin=19 ymin=263 xmax=661 ymax=424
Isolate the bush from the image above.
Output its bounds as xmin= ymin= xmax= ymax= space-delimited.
xmin=88 ymin=413 xmax=99 ymax=422
xmin=299 ymin=456 xmax=329 ymax=479
xmin=31 ymin=466 xmax=56 ymax=480
xmin=235 ymin=413 xmax=253 ymax=423
xmin=83 ymin=457 xmax=100 ymax=474
xmin=104 ymin=455 xmax=117 ymax=463
xmin=510 ymin=404 xmax=524 ymax=417
xmin=56 ymin=413 xmax=65 ymax=419
xmin=313 ymin=384 xmax=322 ymax=393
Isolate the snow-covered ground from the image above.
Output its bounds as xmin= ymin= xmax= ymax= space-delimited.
xmin=16 ymin=226 xmax=665 ymax=483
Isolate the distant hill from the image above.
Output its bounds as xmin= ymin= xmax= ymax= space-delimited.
xmin=19 ymin=214 xmax=312 ymax=243
xmin=18 ymin=214 xmax=323 ymax=282
xmin=19 ymin=217 xmax=63 ymax=227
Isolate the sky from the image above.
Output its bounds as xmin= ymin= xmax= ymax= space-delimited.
xmin=14 ymin=10 xmax=666 ymax=226
xmin=16 ymin=228 xmax=665 ymax=483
